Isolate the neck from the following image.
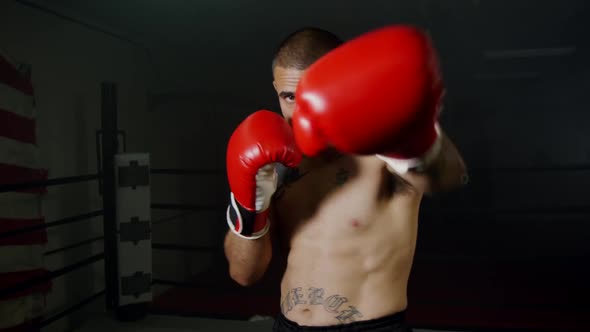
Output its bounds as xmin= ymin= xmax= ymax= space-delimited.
xmin=303 ymin=148 xmax=344 ymax=167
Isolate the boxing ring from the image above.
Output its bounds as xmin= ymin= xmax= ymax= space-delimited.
xmin=1 ymin=82 xmax=589 ymax=332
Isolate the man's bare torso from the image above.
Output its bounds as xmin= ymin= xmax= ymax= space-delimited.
xmin=271 ymin=152 xmax=423 ymax=326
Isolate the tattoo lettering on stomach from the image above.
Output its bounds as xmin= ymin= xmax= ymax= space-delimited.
xmin=281 ymin=287 xmax=364 ymax=324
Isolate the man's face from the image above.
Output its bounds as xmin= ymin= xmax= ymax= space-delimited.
xmin=272 ymin=66 xmax=306 ymax=123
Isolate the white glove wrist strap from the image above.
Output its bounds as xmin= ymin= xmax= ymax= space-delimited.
xmin=377 ymin=123 xmax=442 ymax=174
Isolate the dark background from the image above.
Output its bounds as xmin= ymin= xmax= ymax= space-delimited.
xmin=1 ymin=0 xmax=588 ymax=330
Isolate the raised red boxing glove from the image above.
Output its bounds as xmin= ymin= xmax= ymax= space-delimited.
xmin=226 ymin=110 xmax=302 ymax=239
xmin=292 ymin=25 xmax=444 ymax=172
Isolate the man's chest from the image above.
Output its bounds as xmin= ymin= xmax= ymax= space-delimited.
xmin=272 ymin=155 xmax=397 ymax=240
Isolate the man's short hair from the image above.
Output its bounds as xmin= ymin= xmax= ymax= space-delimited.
xmin=272 ymin=27 xmax=343 ymax=72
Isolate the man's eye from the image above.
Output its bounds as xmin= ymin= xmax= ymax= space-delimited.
xmin=285 ymin=95 xmax=295 ymax=102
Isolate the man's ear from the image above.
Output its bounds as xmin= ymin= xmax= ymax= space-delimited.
xmin=272 ymin=80 xmax=278 ymax=94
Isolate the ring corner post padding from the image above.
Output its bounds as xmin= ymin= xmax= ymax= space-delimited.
xmin=114 ymin=152 xmax=152 ymax=320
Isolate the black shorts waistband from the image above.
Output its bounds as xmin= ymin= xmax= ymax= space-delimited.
xmin=273 ymin=310 xmax=409 ymax=332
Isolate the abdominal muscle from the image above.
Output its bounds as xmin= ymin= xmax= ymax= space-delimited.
xmin=273 ymin=155 xmax=421 ymax=326
xmin=279 ymin=210 xmax=418 ymax=327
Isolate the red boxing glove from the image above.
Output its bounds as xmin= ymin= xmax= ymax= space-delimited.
xmin=226 ymin=110 xmax=302 ymax=239
xmin=292 ymin=25 xmax=444 ymax=173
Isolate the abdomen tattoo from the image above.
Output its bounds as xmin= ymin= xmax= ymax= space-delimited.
xmin=281 ymin=286 xmax=364 ymax=324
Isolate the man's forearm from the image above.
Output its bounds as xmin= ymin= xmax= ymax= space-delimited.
xmin=224 ymin=230 xmax=272 ymax=286
xmin=420 ymin=132 xmax=467 ymax=192
xmin=394 ymin=131 xmax=467 ymax=193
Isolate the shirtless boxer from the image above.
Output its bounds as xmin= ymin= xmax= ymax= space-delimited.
xmin=224 ymin=26 xmax=467 ymax=331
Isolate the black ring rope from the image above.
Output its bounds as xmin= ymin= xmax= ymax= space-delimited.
xmin=44 ymin=235 xmax=105 ymax=256
xmin=0 ymin=210 xmax=104 ymax=241
xmin=0 ymin=253 xmax=104 ymax=298
xmin=0 ymin=174 xmax=100 ymax=193
xmin=39 ymin=289 xmax=106 ymax=328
